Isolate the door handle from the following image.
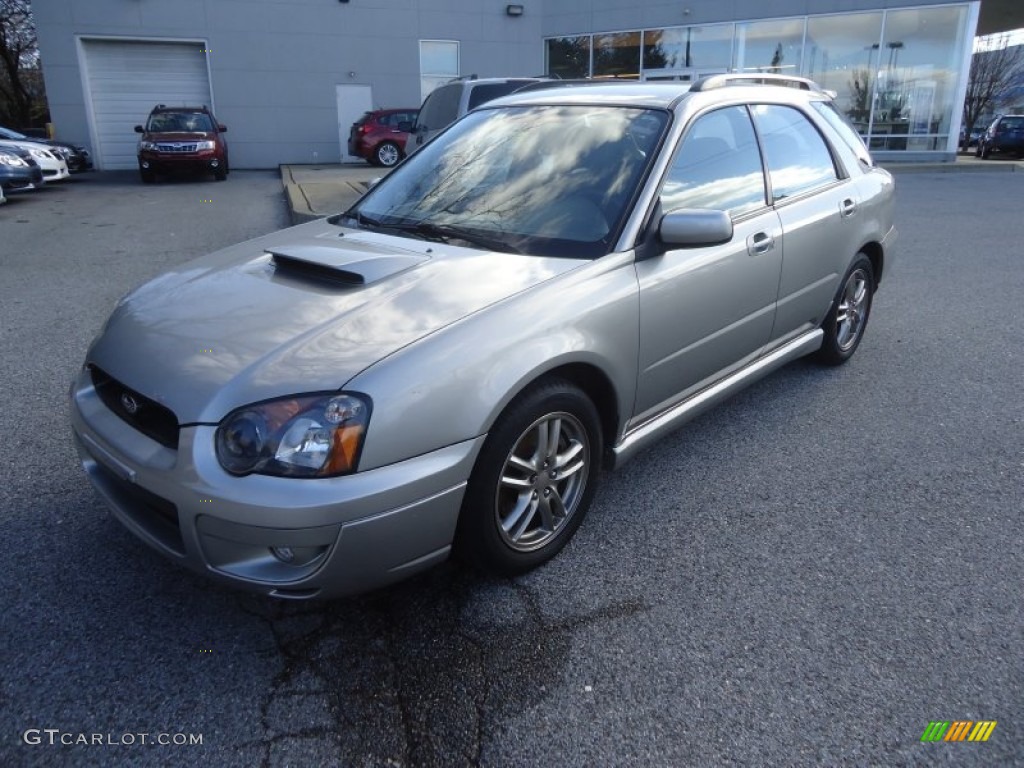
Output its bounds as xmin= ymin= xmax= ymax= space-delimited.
xmin=746 ymin=231 xmax=775 ymax=256
xmin=840 ymin=198 xmax=857 ymax=218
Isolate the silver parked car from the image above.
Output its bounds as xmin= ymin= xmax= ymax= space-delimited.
xmin=71 ymin=75 xmax=896 ymax=599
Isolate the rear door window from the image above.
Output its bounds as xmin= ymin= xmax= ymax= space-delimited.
xmin=750 ymin=104 xmax=839 ymax=202
xmin=417 ymin=85 xmax=460 ymax=132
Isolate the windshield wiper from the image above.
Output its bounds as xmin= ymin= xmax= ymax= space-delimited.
xmin=400 ymin=222 xmax=521 ymax=254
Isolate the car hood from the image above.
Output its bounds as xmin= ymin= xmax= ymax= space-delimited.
xmin=143 ymin=132 xmax=216 ymax=142
xmin=87 ymin=218 xmax=584 ymax=424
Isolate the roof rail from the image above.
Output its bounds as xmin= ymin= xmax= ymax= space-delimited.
xmin=690 ymin=73 xmax=826 ymax=93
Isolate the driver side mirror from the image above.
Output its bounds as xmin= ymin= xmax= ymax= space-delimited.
xmin=397 ymin=121 xmax=412 ymax=132
xmin=218 ymin=124 xmax=227 ymax=132
xmin=133 ymin=125 xmax=144 ymax=133
xmin=659 ymin=209 xmax=733 ymax=248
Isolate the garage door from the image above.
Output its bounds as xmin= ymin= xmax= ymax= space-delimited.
xmin=81 ymin=39 xmax=212 ymax=170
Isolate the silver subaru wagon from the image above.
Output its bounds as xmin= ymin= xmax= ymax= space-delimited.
xmin=70 ymin=75 xmax=896 ymax=599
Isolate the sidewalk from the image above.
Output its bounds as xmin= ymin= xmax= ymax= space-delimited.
xmin=281 ymin=154 xmax=1023 ymax=224
xmin=281 ymin=163 xmax=387 ymax=224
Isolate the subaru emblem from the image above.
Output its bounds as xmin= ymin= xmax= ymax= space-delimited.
xmin=120 ymin=392 xmax=139 ymax=415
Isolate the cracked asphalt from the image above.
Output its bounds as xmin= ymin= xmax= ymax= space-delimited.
xmin=1 ymin=169 xmax=1021 ymax=767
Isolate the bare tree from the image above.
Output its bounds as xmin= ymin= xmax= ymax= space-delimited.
xmin=962 ymin=35 xmax=1024 ymax=148
xmin=0 ymin=0 xmax=46 ymax=128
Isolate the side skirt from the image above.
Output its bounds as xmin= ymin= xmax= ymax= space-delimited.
xmin=610 ymin=329 xmax=824 ymax=469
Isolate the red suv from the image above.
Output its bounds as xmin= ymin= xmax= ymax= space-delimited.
xmin=135 ymin=105 xmax=229 ymax=182
xmin=348 ymin=108 xmax=418 ymax=167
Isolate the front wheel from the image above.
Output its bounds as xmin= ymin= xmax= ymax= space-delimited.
xmin=374 ymin=141 xmax=401 ymax=168
xmin=815 ymin=254 xmax=875 ymax=366
xmin=454 ymin=379 xmax=602 ymax=576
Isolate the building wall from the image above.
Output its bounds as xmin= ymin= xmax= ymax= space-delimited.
xmin=32 ymin=0 xmax=546 ymax=168
xmin=33 ymin=0 xmax=978 ymax=167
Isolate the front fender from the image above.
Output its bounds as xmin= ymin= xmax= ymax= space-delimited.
xmin=347 ymin=252 xmax=641 ymax=470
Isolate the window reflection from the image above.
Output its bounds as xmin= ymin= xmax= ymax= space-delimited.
xmin=751 ymin=104 xmax=838 ymax=200
xmin=547 ymin=36 xmax=591 ymax=79
xmin=734 ymin=18 xmax=805 ymax=74
xmin=661 ymin=106 xmax=766 ymax=215
xmin=594 ymin=32 xmax=641 ymax=78
xmin=356 ymin=106 xmax=669 ymax=257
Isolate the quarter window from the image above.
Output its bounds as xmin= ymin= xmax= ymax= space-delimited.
xmin=660 ymin=106 xmax=766 ymax=216
xmin=750 ymin=104 xmax=838 ymax=201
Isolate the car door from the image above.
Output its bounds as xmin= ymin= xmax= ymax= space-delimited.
xmin=749 ymin=103 xmax=859 ymax=344
xmin=634 ymin=105 xmax=783 ymax=420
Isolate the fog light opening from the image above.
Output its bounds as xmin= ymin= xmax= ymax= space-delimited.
xmin=210 ymin=159 xmax=220 ymax=167
xmin=268 ymin=545 xmax=329 ymax=567
xmin=270 ymin=546 xmax=295 ymax=563
xmin=141 ymin=161 xmax=150 ymax=169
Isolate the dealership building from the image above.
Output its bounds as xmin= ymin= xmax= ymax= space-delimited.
xmin=31 ymin=0 xmax=1023 ymax=169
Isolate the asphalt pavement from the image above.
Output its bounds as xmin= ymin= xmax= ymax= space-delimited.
xmin=0 ymin=167 xmax=1020 ymax=767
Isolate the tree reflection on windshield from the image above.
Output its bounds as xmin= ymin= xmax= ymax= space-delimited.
xmin=350 ymin=105 xmax=669 ymax=258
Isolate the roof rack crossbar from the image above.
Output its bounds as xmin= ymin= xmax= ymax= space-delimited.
xmin=690 ymin=73 xmax=825 ymax=93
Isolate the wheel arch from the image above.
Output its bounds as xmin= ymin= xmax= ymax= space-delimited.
xmin=517 ymin=362 xmax=621 ymax=468
xmin=859 ymin=240 xmax=883 ymax=288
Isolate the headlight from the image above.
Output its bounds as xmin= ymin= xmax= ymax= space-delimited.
xmin=139 ymin=141 xmax=157 ymax=151
xmin=0 ymin=154 xmax=26 ymax=167
xmin=196 ymin=140 xmax=216 ymax=150
xmin=29 ymin=148 xmax=52 ymax=160
xmin=215 ymin=393 xmax=371 ymax=478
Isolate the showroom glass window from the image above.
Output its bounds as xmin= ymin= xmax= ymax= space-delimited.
xmin=660 ymin=106 xmax=766 ymax=216
xmin=872 ymin=5 xmax=970 ymax=151
xmin=734 ymin=18 xmax=805 ymax=74
xmin=751 ymin=104 xmax=838 ymax=201
xmin=803 ymin=13 xmax=884 ymax=137
xmin=594 ymin=32 xmax=641 ymax=78
xmin=643 ymin=24 xmax=733 ymax=76
xmin=420 ymin=40 xmax=459 ymax=101
xmin=547 ymin=35 xmax=591 ymax=79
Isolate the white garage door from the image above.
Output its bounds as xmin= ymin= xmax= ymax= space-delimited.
xmin=81 ymin=39 xmax=212 ymax=170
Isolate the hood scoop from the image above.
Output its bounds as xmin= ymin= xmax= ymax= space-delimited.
xmin=269 ymin=244 xmax=429 ymax=286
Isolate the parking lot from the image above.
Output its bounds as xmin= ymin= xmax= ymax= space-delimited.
xmin=1 ymin=169 xmax=1021 ymax=767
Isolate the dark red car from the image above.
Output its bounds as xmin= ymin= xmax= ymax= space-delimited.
xmin=134 ymin=105 xmax=229 ymax=182
xmin=348 ymin=108 xmax=418 ymax=167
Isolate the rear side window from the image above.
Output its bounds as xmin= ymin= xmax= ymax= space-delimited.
xmin=660 ymin=106 xmax=767 ymax=217
xmin=467 ymin=81 xmax=531 ymax=110
xmin=812 ymin=101 xmax=872 ymax=167
xmin=417 ymin=85 xmax=460 ymax=131
xmin=998 ymin=116 xmax=1024 ymax=130
xmin=751 ymin=104 xmax=838 ymax=201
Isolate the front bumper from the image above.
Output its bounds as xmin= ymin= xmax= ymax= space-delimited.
xmin=70 ymin=367 xmax=484 ymax=599
xmin=1 ymin=166 xmax=44 ymax=191
xmin=139 ymin=150 xmax=224 ymax=174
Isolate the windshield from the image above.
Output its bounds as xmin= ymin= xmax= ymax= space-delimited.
xmin=344 ymin=105 xmax=669 ymax=258
xmin=146 ymin=112 xmax=214 ymax=133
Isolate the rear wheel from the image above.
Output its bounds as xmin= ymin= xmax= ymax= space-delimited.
xmin=815 ymin=254 xmax=874 ymax=366
xmin=455 ymin=379 xmax=602 ymax=576
xmin=375 ymin=141 xmax=401 ymax=168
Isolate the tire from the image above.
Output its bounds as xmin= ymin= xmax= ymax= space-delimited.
xmin=139 ymin=168 xmax=155 ymax=184
xmin=454 ymin=378 xmax=602 ymax=576
xmin=815 ymin=253 xmax=875 ymax=366
xmin=375 ymin=141 xmax=401 ymax=168
xmin=214 ymin=163 xmax=227 ymax=181
xmin=980 ymin=144 xmax=991 ymax=159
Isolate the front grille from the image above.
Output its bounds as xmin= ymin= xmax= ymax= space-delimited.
xmin=155 ymin=143 xmax=198 ymax=153
xmin=92 ymin=461 xmax=184 ymax=555
xmin=90 ymin=366 xmax=180 ymax=449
